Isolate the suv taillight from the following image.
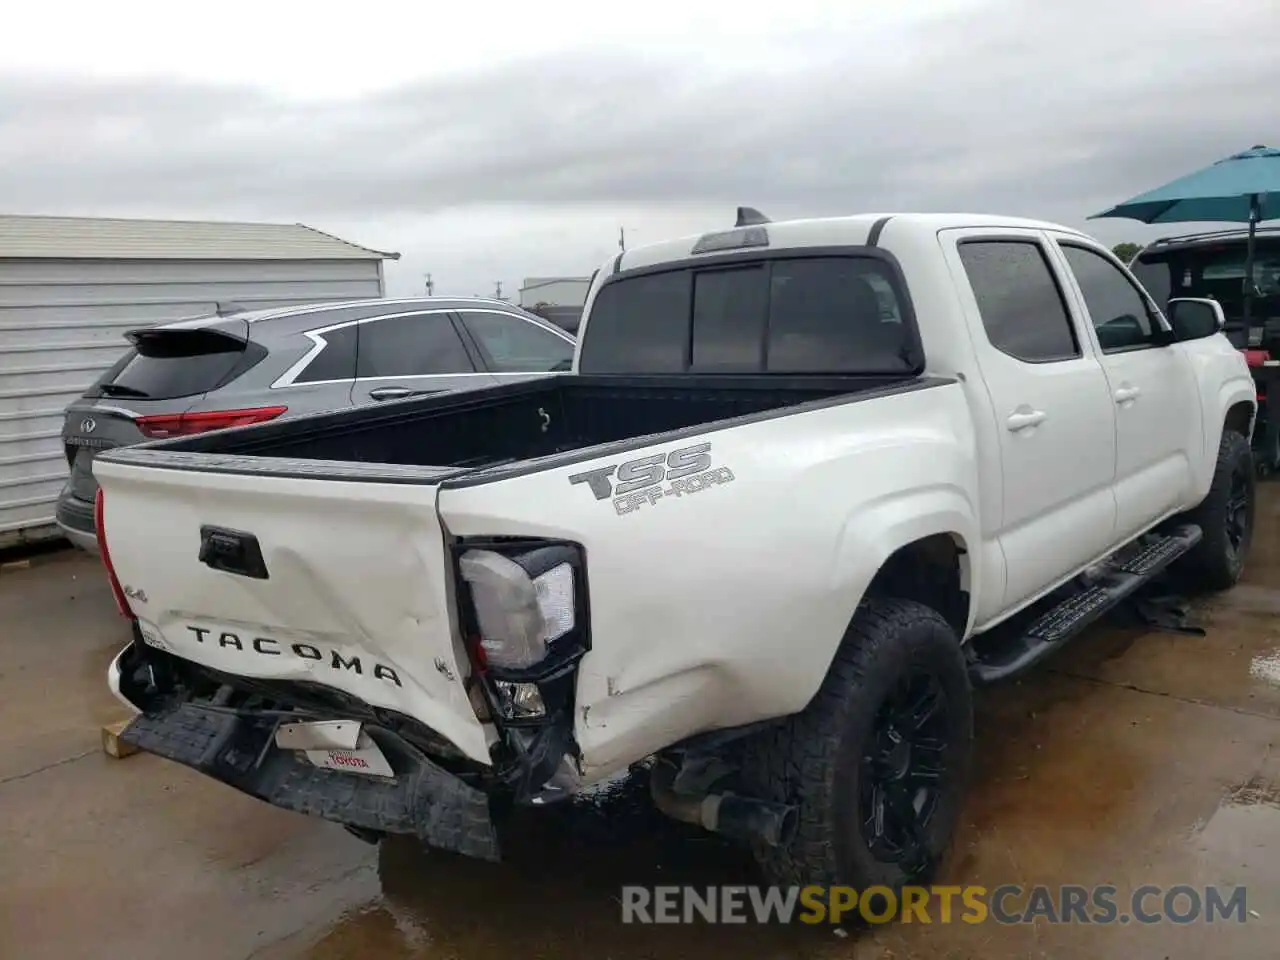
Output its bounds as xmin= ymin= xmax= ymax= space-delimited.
xmin=135 ymin=405 xmax=287 ymax=439
xmin=94 ymin=488 xmax=132 ymax=619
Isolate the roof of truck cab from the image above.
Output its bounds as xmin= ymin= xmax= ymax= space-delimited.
xmin=613 ymin=213 xmax=1091 ymax=272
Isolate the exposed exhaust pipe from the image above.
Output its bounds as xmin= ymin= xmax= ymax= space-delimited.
xmin=649 ymin=761 xmax=797 ymax=848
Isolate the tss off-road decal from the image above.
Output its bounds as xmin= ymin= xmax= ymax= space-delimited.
xmin=568 ymin=442 xmax=736 ymax=516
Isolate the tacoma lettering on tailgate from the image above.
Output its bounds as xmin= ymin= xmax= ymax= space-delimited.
xmin=185 ymin=626 xmax=403 ymax=687
xmin=568 ymin=441 xmax=736 ymax=516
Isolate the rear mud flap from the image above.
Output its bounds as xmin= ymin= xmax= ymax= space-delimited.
xmin=122 ymin=704 xmax=500 ymax=862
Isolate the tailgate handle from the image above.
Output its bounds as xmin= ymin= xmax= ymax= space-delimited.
xmin=198 ymin=525 xmax=269 ymax=580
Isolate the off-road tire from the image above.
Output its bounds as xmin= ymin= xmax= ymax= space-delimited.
xmin=739 ymin=598 xmax=972 ymax=892
xmin=1174 ymin=429 xmax=1255 ymax=592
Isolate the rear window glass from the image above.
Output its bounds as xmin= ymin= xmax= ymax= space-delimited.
xmin=579 ymin=255 xmax=914 ymax=374
xmin=86 ymin=331 xmax=263 ymax=400
xmin=766 ymin=258 xmax=910 ymax=372
xmin=691 ymin=267 xmax=768 ymax=370
xmin=579 ymin=270 xmax=692 ymax=373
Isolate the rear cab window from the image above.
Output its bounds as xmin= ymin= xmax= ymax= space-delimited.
xmin=578 ymin=254 xmax=919 ymax=375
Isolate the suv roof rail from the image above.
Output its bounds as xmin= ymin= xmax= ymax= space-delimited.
xmin=1145 ymin=225 xmax=1280 ymax=250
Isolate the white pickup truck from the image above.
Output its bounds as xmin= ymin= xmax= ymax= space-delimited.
xmin=96 ymin=210 xmax=1257 ymax=893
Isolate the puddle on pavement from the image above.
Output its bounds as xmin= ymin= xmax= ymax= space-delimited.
xmin=1249 ymin=648 xmax=1280 ymax=688
xmin=1190 ymin=776 xmax=1280 ymax=916
xmin=271 ymin=773 xmax=834 ymax=960
xmin=1206 ymin=583 xmax=1280 ymax=616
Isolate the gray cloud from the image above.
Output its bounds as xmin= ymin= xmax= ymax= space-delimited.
xmin=0 ymin=0 xmax=1275 ymax=292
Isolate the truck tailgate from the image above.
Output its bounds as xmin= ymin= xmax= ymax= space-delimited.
xmin=93 ymin=455 xmax=491 ymax=765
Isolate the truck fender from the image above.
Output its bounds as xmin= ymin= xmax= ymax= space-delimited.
xmin=804 ymin=485 xmax=979 ymax=701
xmin=1216 ymin=380 xmax=1258 ymax=440
xmin=1199 ymin=380 xmax=1258 ymax=494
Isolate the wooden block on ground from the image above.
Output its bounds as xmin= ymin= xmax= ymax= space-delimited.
xmin=101 ymin=719 xmax=140 ymax=759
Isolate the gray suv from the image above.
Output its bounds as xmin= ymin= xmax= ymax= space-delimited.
xmin=57 ymin=297 xmax=577 ymax=551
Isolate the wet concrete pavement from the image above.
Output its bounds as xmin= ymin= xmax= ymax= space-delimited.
xmin=2 ymin=487 xmax=1279 ymax=959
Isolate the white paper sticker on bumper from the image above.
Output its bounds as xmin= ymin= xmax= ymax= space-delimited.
xmin=303 ymin=738 xmax=395 ymax=779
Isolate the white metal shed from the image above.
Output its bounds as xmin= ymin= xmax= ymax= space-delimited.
xmin=518 ymin=276 xmax=592 ymax=310
xmin=0 ymin=214 xmax=399 ymax=547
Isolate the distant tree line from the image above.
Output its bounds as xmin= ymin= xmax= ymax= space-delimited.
xmin=1111 ymin=242 xmax=1141 ymax=263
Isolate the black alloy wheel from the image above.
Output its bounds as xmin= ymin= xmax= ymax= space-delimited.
xmin=859 ymin=672 xmax=949 ymax=873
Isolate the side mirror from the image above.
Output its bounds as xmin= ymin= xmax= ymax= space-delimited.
xmin=1166 ymin=297 xmax=1226 ymax=341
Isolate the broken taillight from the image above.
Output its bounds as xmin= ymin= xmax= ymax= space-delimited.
xmin=94 ymin=487 xmax=132 ymax=619
xmin=135 ymin=405 xmax=287 ymax=439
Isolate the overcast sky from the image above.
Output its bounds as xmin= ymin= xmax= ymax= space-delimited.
xmin=1 ymin=0 xmax=1276 ymax=297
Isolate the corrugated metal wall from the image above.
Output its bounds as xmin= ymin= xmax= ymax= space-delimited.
xmin=0 ymin=257 xmax=385 ymax=546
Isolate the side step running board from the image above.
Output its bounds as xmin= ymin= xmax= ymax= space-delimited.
xmin=968 ymin=524 xmax=1202 ymax=686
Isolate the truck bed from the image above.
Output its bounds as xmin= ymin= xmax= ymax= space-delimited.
xmin=113 ymin=374 xmax=922 ymax=481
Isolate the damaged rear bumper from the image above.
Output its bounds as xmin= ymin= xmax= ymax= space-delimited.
xmin=108 ymin=645 xmax=500 ymax=861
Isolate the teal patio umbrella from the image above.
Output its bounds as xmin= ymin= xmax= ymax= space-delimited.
xmin=1090 ymin=145 xmax=1280 ymax=323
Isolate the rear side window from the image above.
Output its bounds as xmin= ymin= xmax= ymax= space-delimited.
xmin=85 ymin=329 xmax=264 ymax=400
xmin=579 ymin=255 xmax=913 ymax=374
xmin=459 ymin=310 xmax=575 ymax=372
xmin=958 ymin=241 xmax=1080 ymax=363
xmin=356 ymin=314 xmax=476 ymax=378
xmin=295 ymin=325 xmax=358 ymax=383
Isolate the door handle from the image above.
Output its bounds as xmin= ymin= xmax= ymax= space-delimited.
xmin=369 ymin=386 xmax=417 ymax=401
xmin=1114 ymin=386 xmax=1141 ymax=404
xmin=1006 ymin=410 xmax=1047 ymax=432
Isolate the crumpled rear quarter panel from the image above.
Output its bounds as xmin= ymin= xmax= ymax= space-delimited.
xmin=439 ymin=381 xmax=977 ymax=781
